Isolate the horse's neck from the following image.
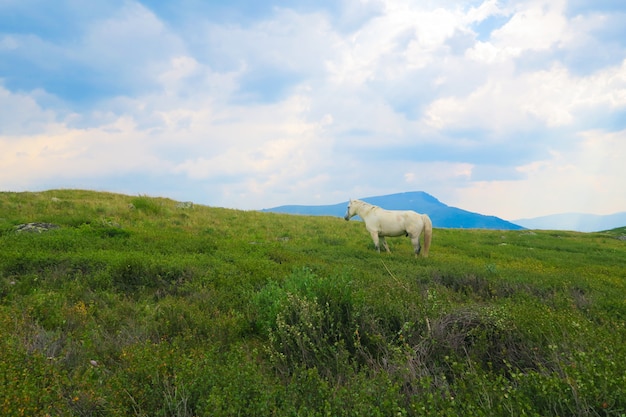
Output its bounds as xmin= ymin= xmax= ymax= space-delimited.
xmin=357 ymin=202 xmax=377 ymax=216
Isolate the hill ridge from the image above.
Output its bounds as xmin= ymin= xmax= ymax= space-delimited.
xmin=262 ymin=191 xmax=524 ymax=230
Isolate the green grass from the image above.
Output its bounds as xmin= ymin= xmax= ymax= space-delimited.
xmin=1 ymin=189 xmax=625 ymax=416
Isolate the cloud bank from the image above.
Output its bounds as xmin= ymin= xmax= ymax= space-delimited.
xmin=1 ymin=0 xmax=625 ymax=219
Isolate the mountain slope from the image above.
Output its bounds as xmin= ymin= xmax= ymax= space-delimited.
xmin=514 ymin=212 xmax=626 ymax=232
xmin=261 ymin=191 xmax=524 ymax=230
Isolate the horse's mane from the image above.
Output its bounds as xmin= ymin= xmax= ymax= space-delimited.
xmin=352 ymin=199 xmax=379 ymax=214
xmin=353 ymin=199 xmax=376 ymax=208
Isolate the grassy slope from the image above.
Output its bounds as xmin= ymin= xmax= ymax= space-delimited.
xmin=1 ymin=190 xmax=625 ymax=416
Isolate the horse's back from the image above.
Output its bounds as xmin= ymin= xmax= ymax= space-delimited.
xmin=373 ymin=209 xmax=422 ymax=236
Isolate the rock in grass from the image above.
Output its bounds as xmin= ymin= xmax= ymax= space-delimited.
xmin=14 ymin=222 xmax=60 ymax=233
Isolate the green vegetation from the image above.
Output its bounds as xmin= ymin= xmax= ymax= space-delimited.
xmin=1 ymin=189 xmax=625 ymax=416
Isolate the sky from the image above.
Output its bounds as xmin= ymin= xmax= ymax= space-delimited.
xmin=1 ymin=0 xmax=626 ymax=220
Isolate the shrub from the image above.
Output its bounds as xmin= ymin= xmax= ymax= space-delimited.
xmin=130 ymin=195 xmax=163 ymax=215
xmin=253 ymin=268 xmax=360 ymax=379
xmin=0 ymin=313 xmax=67 ymax=416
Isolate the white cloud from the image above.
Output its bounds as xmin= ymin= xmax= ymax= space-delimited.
xmin=452 ymin=128 xmax=626 ymax=219
xmin=158 ymin=56 xmax=201 ymax=91
xmin=403 ymin=161 xmax=473 ymax=190
xmin=466 ymin=0 xmax=504 ymax=23
xmin=0 ymin=115 xmax=166 ymax=187
xmin=81 ymin=2 xmax=176 ymax=66
xmin=201 ymin=8 xmax=336 ymax=78
xmin=171 ymin=92 xmax=333 ymax=184
xmin=0 ymin=85 xmax=58 ymax=134
xmin=466 ymin=0 xmax=568 ymax=63
xmin=425 ymin=58 xmax=626 ymax=132
xmin=492 ymin=0 xmax=568 ymax=51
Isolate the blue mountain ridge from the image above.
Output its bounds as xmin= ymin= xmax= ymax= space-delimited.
xmin=260 ymin=191 xmax=524 ymax=230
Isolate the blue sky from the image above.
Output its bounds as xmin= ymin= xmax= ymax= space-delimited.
xmin=1 ymin=0 xmax=625 ymax=220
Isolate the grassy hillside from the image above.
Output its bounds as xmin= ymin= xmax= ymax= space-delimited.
xmin=1 ymin=190 xmax=625 ymax=416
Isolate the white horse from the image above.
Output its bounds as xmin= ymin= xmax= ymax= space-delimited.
xmin=344 ymin=199 xmax=432 ymax=257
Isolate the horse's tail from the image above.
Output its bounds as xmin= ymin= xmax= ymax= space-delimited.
xmin=422 ymin=214 xmax=432 ymax=257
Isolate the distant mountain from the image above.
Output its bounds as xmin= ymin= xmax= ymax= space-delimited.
xmin=261 ymin=191 xmax=524 ymax=230
xmin=513 ymin=212 xmax=626 ymax=232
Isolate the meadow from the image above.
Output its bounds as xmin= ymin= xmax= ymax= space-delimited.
xmin=1 ymin=189 xmax=625 ymax=416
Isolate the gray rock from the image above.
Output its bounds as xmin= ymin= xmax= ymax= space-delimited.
xmin=15 ymin=223 xmax=60 ymax=233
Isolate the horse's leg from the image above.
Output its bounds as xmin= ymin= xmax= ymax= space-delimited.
xmin=410 ymin=233 xmax=422 ymax=257
xmin=380 ymin=236 xmax=391 ymax=253
xmin=369 ymin=231 xmax=381 ymax=252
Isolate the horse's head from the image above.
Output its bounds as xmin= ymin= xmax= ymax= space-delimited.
xmin=344 ymin=199 xmax=356 ymax=221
